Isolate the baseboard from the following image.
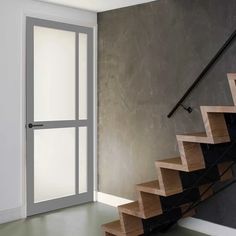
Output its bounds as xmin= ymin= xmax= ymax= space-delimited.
xmin=178 ymin=217 xmax=236 ymax=236
xmin=0 ymin=207 xmax=24 ymax=224
xmin=97 ymin=192 xmax=132 ymax=207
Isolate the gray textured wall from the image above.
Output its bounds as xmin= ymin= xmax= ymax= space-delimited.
xmin=98 ymin=0 xmax=236 ymax=227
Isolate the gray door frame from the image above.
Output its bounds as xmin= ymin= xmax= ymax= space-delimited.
xmin=26 ymin=17 xmax=94 ymax=216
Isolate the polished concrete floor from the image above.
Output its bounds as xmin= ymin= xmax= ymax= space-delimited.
xmin=0 ymin=203 xmax=208 ymax=236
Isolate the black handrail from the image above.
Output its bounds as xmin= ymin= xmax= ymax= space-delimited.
xmin=167 ymin=29 xmax=236 ymax=118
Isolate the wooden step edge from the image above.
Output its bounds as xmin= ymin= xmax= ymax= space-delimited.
xmin=102 ymin=220 xmax=123 ymax=236
xmin=155 ymin=157 xmax=204 ymax=172
xmin=155 ymin=157 xmax=187 ymax=171
xmin=176 ymin=133 xmax=210 ymax=144
xmin=136 ymin=180 xmax=182 ymax=197
xmin=211 ymin=135 xmax=230 ymax=144
xmin=227 ymin=73 xmax=236 ymax=80
xmin=200 ymin=105 xmax=236 ymax=113
xmin=176 ymin=133 xmax=230 ymax=144
xmin=119 ymin=199 xmax=163 ymax=223
xmin=102 ymin=220 xmax=143 ymax=236
xmin=136 ymin=180 xmax=160 ymax=194
xmin=118 ymin=201 xmax=143 ymax=218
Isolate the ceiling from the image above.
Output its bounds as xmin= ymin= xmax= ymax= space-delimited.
xmin=41 ymin=0 xmax=157 ymax=12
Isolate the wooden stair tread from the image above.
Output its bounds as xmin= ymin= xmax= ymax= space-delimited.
xmin=183 ymin=132 xmax=207 ymax=137
xmin=156 ymin=157 xmax=205 ymax=172
xmin=201 ymin=105 xmax=236 ymax=113
xmin=177 ymin=132 xmax=228 ymax=144
xmin=102 ymin=220 xmax=123 ymax=235
xmin=119 ymin=201 xmax=142 ymax=218
xmin=156 ymin=157 xmax=187 ymax=171
xmin=136 ymin=180 xmax=181 ymax=196
xmin=157 ymin=157 xmax=182 ymax=165
xmin=136 ymin=180 xmax=160 ymax=194
xmin=120 ymin=200 xmax=162 ymax=219
xmin=227 ymin=73 xmax=236 ymax=79
xmin=102 ymin=220 xmax=143 ymax=236
xmin=177 ymin=132 xmax=209 ymax=143
xmin=178 ymin=132 xmax=207 ymax=137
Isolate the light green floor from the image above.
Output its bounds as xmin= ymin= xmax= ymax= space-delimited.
xmin=0 ymin=203 xmax=208 ymax=236
xmin=152 ymin=225 xmax=208 ymax=236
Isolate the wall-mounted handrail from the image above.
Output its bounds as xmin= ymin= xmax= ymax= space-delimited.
xmin=167 ymin=29 xmax=236 ymax=118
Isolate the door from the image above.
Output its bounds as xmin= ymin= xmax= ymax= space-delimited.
xmin=26 ymin=17 xmax=94 ymax=216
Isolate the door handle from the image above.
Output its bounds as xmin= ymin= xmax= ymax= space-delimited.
xmin=28 ymin=123 xmax=44 ymax=128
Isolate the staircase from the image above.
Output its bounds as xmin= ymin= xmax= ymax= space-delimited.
xmin=102 ymin=74 xmax=236 ymax=236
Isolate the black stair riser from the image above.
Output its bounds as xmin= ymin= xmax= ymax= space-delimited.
xmin=225 ymin=113 xmax=236 ymax=140
xmin=201 ymin=142 xmax=236 ymax=167
xmin=200 ymin=113 xmax=236 ymax=166
xmin=180 ymin=165 xmax=220 ymax=189
xmin=142 ymin=208 xmax=182 ymax=235
xmin=160 ymin=188 xmax=200 ymax=211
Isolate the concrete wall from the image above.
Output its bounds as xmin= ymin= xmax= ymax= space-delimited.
xmin=0 ymin=0 xmax=96 ymax=223
xmin=98 ymin=0 xmax=236 ymax=227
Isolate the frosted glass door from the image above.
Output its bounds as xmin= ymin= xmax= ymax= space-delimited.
xmin=34 ymin=128 xmax=76 ymax=203
xmin=26 ymin=18 xmax=94 ymax=216
xmin=34 ymin=26 xmax=76 ymax=121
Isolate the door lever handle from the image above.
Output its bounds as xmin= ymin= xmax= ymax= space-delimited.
xmin=28 ymin=123 xmax=44 ymax=128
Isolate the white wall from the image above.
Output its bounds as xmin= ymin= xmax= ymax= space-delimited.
xmin=0 ymin=0 xmax=97 ymax=223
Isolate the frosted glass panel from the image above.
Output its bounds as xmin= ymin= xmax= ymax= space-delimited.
xmin=79 ymin=33 xmax=88 ymax=120
xmin=79 ymin=127 xmax=88 ymax=193
xmin=34 ymin=128 xmax=75 ymax=203
xmin=34 ymin=26 xmax=76 ymax=121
